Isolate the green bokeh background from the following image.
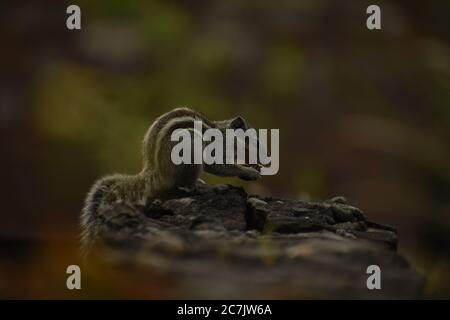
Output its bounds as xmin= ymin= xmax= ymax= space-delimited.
xmin=1 ymin=0 xmax=449 ymax=298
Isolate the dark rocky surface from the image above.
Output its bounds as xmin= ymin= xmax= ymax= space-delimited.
xmin=86 ymin=183 xmax=425 ymax=299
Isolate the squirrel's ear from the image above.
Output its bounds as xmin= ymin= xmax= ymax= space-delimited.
xmin=229 ymin=116 xmax=248 ymax=129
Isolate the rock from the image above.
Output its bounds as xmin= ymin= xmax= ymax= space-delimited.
xmin=84 ymin=183 xmax=425 ymax=299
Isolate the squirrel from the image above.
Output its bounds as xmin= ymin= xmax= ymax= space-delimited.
xmin=80 ymin=107 xmax=262 ymax=251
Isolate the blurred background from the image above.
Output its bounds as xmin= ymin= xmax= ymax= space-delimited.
xmin=0 ymin=0 xmax=449 ymax=298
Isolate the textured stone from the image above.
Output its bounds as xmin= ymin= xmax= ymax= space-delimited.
xmin=85 ymin=183 xmax=424 ymax=299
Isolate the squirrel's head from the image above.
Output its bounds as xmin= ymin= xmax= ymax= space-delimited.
xmin=214 ymin=116 xmax=261 ymax=167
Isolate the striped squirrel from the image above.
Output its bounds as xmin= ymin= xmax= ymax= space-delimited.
xmin=81 ymin=107 xmax=261 ymax=250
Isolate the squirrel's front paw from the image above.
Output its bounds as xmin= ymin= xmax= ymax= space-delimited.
xmin=239 ymin=167 xmax=261 ymax=181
